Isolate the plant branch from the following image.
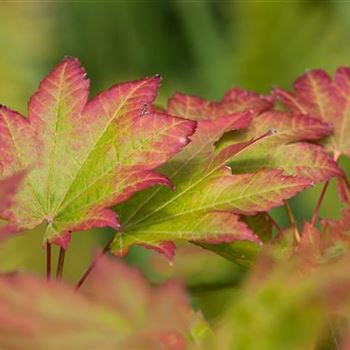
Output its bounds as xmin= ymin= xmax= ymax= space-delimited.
xmin=46 ymin=243 xmax=51 ymax=281
xmin=310 ymin=152 xmax=340 ymax=227
xmin=56 ymin=247 xmax=66 ymax=280
xmin=310 ymin=181 xmax=330 ymax=227
xmin=284 ymin=200 xmax=300 ymax=244
xmin=75 ymin=238 xmax=113 ymax=290
xmin=266 ymin=213 xmax=283 ymax=238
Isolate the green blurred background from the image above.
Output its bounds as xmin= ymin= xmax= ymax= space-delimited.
xmin=1 ymin=0 xmax=350 ymax=321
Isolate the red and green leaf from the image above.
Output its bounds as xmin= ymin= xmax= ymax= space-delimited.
xmin=223 ymin=111 xmax=342 ymax=183
xmin=0 ymin=58 xmax=195 ymax=247
xmin=112 ymin=92 xmax=311 ymax=262
xmin=274 ymin=67 xmax=350 ymax=159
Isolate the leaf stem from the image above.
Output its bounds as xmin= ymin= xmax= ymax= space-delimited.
xmin=310 ymin=181 xmax=330 ymax=227
xmin=266 ymin=213 xmax=283 ymax=237
xmin=46 ymin=243 xmax=51 ymax=281
xmin=75 ymin=238 xmax=113 ymax=290
xmin=284 ymin=200 xmax=300 ymax=244
xmin=56 ymin=247 xmax=66 ymax=280
xmin=310 ymin=152 xmax=340 ymax=227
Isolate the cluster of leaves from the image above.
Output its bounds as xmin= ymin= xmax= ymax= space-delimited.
xmin=1 ymin=58 xmax=350 ymax=349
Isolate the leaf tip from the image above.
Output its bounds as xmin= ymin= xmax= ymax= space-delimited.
xmin=157 ymin=174 xmax=176 ymax=191
xmin=143 ymin=241 xmax=176 ymax=263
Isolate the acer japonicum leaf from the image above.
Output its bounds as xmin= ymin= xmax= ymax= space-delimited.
xmin=112 ymin=91 xmax=311 ymax=262
xmin=273 ymin=68 xmax=350 ymax=207
xmin=222 ymin=110 xmax=342 ymax=183
xmin=0 ymin=256 xmax=207 ymax=350
xmin=0 ymin=57 xmax=195 ymax=247
xmin=274 ymin=67 xmax=350 ymax=159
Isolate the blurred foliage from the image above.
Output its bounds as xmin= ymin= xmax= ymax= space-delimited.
xmin=204 ymin=250 xmax=350 ymax=350
xmin=1 ymin=0 xmax=350 ymax=328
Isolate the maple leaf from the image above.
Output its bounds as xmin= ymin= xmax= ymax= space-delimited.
xmin=0 ymin=256 xmax=207 ymax=350
xmin=112 ymin=91 xmax=311 ymax=261
xmin=273 ymin=68 xmax=350 ymax=213
xmin=223 ymin=111 xmax=342 ymax=183
xmin=274 ymin=67 xmax=350 ymax=159
xmin=0 ymin=57 xmax=195 ymax=247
